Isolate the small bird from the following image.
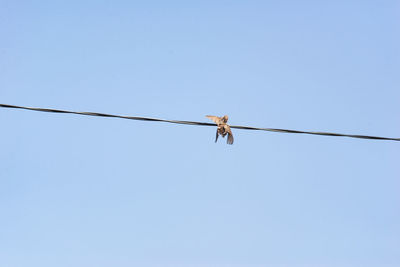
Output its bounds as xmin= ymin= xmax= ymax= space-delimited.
xmin=205 ymin=115 xmax=234 ymax=145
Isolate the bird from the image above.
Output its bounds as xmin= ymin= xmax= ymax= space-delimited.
xmin=205 ymin=115 xmax=234 ymax=145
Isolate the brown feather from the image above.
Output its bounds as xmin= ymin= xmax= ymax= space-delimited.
xmin=205 ymin=115 xmax=222 ymax=125
xmin=226 ymin=126 xmax=234 ymax=145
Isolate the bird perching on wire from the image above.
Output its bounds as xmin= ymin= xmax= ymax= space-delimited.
xmin=206 ymin=115 xmax=234 ymax=145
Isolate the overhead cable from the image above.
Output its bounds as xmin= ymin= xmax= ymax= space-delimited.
xmin=1 ymin=103 xmax=399 ymax=142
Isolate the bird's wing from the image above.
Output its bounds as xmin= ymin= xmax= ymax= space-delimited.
xmin=226 ymin=126 xmax=234 ymax=145
xmin=215 ymin=130 xmax=219 ymax=143
xmin=205 ymin=115 xmax=221 ymax=124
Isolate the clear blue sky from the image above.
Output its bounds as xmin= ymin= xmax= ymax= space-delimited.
xmin=1 ymin=1 xmax=399 ymax=266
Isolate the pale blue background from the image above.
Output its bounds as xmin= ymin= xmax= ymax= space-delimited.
xmin=1 ymin=1 xmax=399 ymax=266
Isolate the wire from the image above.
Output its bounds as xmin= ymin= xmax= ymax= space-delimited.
xmin=1 ymin=103 xmax=399 ymax=142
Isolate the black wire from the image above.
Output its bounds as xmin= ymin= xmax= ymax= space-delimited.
xmin=1 ymin=103 xmax=399 ymax=142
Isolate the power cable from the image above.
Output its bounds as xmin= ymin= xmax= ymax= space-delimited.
xmin=1 ymin=103 xmax=399 ymax=142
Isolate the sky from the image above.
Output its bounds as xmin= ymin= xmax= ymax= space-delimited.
xmin=1 ymin=1 xmax=399 ymax=266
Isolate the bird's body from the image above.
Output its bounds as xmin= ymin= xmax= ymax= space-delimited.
xmin=206 ymin=115 xmax=234 ymax=144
